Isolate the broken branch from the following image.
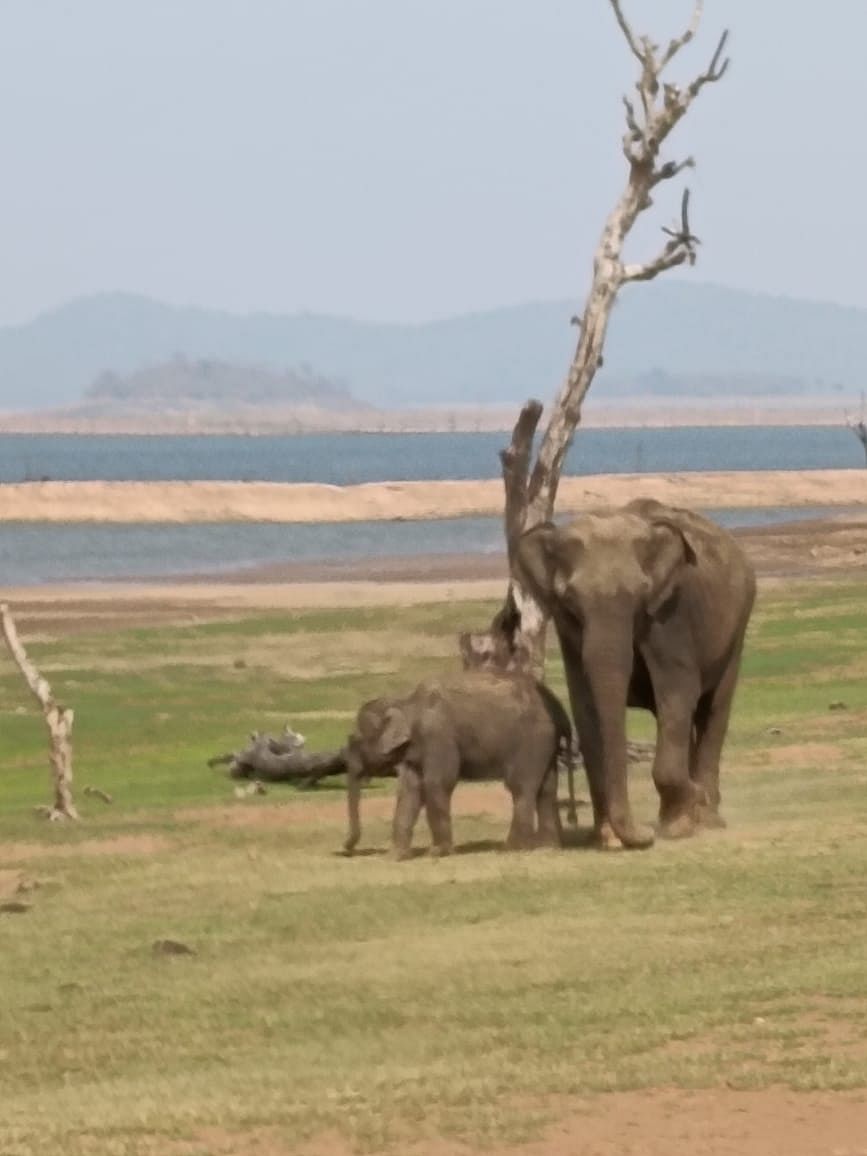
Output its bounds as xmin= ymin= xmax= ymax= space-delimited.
xmin=622 ymin=188 xmax=699 ymax=282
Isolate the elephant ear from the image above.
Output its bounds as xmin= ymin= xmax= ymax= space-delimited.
xmin=641 ymin=516 xmax=697 ymax=617
xmin=515 ymin=522 xmax=584 ymax=605
xmin=377 ymin=706 xmax=412 ymax=757
xmin=514 ymin=522 xmax=558 ymax=599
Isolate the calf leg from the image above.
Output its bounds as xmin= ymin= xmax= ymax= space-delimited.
xmin=535 ymin=762 xmax=563 ymax=848
xmin=392 ymin=765 xmax=424 ymax=860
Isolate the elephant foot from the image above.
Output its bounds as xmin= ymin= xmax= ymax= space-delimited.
xmin=391 ymin=846 xmax=413 ymax=862
xmin=506 ymin=830 xmax=537 ymax=851
xmin=605 ymin=816 xmax=656 ymax=849
xmin=535 ymin=829 xmax=562 ymax=850
xmin=428 ymin=844 xmax=452 ymax=859
xmin=657 ymin=812 xmax=697 ymax=840
xmin=594 ymin=822 xmax=624 ymax=851
xmin=697 ymin=807 xmax=727 ymax=830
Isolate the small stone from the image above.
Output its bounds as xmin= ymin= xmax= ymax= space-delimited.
xmin=767 ymin=726 xmax=783 ymax=736
xmin=152 ymin=939 xmax=196 ymax=957
xmin=829 ymin=701 xmax=848 ymax=711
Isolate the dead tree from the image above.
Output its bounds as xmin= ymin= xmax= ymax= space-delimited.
xmin=474 ymin=1 xmax=730 ymax=670
xmin=846 ymin=393 xmax=867 ymax=466
xmin=1 ymin=603 xmax=79 ymax=820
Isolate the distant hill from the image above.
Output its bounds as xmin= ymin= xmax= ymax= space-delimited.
xmin=85 ymin=356 xmax=363 ymax=411
xmin=0 ymin=282 xmax=865 ymax=411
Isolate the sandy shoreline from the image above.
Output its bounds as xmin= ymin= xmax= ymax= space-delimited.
xmin=0 ymin=469 xmax=865 ymax=524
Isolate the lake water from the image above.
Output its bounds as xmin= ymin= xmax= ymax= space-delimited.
xmin=0 ymin=428 xmax=863 ymax=584
xmin=0 ymin=426 xmax=863 ymax=484
xmin=0 ymin=507 xmax=854 ymax=586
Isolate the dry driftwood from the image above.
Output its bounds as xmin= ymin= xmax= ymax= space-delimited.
xmin=209 ymin=725 xmax=347 ymax=785
xmin=480 ymin=1 xmax=730 ymax=669
xmin=1 ymin=602 xmax=79 ymax=820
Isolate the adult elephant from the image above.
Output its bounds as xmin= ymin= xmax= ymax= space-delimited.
xmin=514 ymin=498 xmax=756 ymax=849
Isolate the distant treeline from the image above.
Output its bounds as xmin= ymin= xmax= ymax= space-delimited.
xmin=86 ymin=356 xmax=367 ymax=410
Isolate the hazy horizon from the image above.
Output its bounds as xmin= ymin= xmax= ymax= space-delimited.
xmin=3 ymin=2 xmax=866 ymax=327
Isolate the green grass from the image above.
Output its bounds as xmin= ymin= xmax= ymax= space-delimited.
xmin=1 ymin=581 xmax=866 ymax=1154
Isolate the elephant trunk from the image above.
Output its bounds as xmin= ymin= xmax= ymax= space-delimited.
xmin=344 ymin=762 xmax=363 ymax=855
xmin=581 ymin=620 xmax=654 ymax=850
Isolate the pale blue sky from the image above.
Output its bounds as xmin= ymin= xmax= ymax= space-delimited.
xmin=0 ymin=1 xmax=863 ymax=324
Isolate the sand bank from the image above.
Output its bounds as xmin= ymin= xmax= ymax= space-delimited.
xmin=0 ymin=469 xmax=865 ymax=524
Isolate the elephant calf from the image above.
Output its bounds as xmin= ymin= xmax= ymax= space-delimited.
xmin=343 ymin=670 xmax=576 ymax=859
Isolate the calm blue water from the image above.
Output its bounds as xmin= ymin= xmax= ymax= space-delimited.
xmin=1 ymin=429 xmax=863 ymax=584
xmin=0 ymin=507 xmax=854 ymax=585
xmin=0 ymin=426 xmax=863 ymax=483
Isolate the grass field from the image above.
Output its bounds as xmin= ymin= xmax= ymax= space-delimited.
xmin=1 ymin=581 xmax=867 ymax=1155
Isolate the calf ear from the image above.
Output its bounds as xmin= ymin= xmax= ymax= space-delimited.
xmin=642 ymin=517 xmax=697 ymax=617
xmin=378 ymin=706 xmax=412 ymax=757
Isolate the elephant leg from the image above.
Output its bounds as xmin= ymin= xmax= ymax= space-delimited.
xmin=506 ymin=782 xmax=538 ymax=850
xmin=691 ymin=655 xmax=742 ymax=828
xmin=562 ymin=666 xmax=620 ymax=848
xmin=535 ymin=763 xmax=562 ymax=848
xmin=650 ymin=679 xmax=702 ymax=838
xmin=392 ymin=765 xmax=424 ymax=860
xmin=424 ymin=780 xmax=455 ymax=857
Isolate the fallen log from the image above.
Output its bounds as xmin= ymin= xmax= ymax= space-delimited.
xmin=209 ymin=727 xmax=347 ymax=785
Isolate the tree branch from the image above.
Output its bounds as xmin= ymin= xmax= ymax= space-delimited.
xmin=651 ymin=156 xmax=695 ymax=186
xmin=659 ymin=0 xmax=703 ymax=69
xmin=622 ymin=188 xmax=699 ymax=282
xmin=613 ymin=0 xmax=730 ymax=172
xmin=609 ymin=0 xmax=646 ymax=65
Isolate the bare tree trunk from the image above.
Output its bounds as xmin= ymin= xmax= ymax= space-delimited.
xmin=466 ymin=2 xmax=730 ymax=672
xmin=846 ymin=417 xmax=867 ymax=467
xmin=1 ymin=603 xmax=79 ymax=820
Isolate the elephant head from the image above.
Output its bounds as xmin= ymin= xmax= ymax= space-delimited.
xmin=514 ymin=506 xmax=698 ymax=848
xmin=343 ymin=697 xmax=413 ymax=855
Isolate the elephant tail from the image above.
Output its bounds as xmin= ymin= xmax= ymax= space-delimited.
xmin=560 ymin=735 xmax=579 ymax=828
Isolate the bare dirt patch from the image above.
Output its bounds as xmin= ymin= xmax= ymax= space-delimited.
xmin=0 ymin=833 xmax=170 ymax=866
xmin=163 ymin=1089 xmax=867 ymax=1156
xmin=183 ymin=783 xmax=517 ymax=833
xmin=0 ymin=868 xmax=27 ymax=899
xmin=737 ymin=516 xmax=867 ymax=579
xmin=763 ymin=742 xmax=846 ymax=768
xmin=0 ymin=599 xmax=247 ymax=641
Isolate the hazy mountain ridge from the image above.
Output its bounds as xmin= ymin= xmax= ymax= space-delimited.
xmin=0 ymin=282 xmax=864 ymax=412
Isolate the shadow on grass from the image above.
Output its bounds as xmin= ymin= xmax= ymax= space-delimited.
xmin=333 ymin=830 xmax=600 ymax=859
